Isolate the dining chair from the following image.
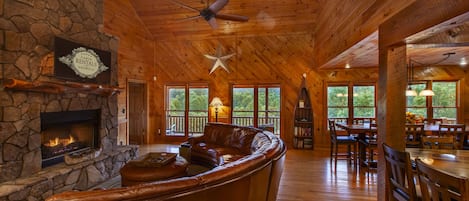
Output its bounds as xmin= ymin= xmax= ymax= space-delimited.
xmin=422 ymin=136 xmax=455 ymax=149
xmin=425 ymin=118 xmax=443 ymax=125
xmin=405 ymin=124 xmax=425 ymax=148
xmin=328 ymin=119 xmax=357 ymax=169
xmin=439 ymin=124 xmax=466 ymax=149
xmin=382 ymin=143 xmax=420 ymax=201
xmin=358 ymin=123 xmax=378 ymax=174
xmin=415 ymin=159 xmax=469 ymax=201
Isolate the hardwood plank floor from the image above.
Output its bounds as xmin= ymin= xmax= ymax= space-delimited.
xmin=277 ymin=147 xmax=377 ymax=201
xmin=110 ymin=144 xmax=377 ymax=200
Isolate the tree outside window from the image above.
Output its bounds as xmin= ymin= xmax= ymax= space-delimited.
xmin=166 ymin=85 xmax=208 ymax=137
xmin=406 ymin=81 xmax=457 ymax=122
xmin=327 ymin=83 xmax=376 ymax=124
xmin=232 ymin=85 xmax=281 ymax=135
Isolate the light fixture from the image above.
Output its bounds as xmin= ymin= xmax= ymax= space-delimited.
xmin=405 ymin=86 xmax=418 ymax=96
xmin=210 ymin=97 xmax=223 ymax=122
xmin=405 ymin=62 xmax=417 ymax=96
xmin=419 ymin=83 xmax=435 ymax=96
xmin=460 ymin=58 xmax=467 ymax=66
xmin=408 ymin=53 xmax=454 ymax=97
xmin=345 ymin=63 xmax=351 ymax=69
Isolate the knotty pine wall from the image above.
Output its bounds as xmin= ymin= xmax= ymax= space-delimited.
xmin=103 ymin=0 xmax=155 ymax=145
xmin=154 ymin=35 xmax=321 ymax=147
xmin=103 ymin=0 xmax=469 ymax=149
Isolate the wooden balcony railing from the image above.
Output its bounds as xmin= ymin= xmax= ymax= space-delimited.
xmin=165 ymin=115 xmax=280 ymax=136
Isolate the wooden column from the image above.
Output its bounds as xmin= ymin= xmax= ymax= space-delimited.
xmin=377 ymin=44 xmax=407 ymax=201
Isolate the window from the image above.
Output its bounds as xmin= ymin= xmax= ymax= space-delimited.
xmin=353 ymin=86 xmax=375 ymax=118
xmin=406 ymin=83 xmax=427 ymax=118
xmin=232 ymin=85 xmax=281 ymax=135
xmin=327 ymin=83 xmax=376 ymax=123
xmin=166 ymin=84 xmax=208 ymax=137
xmin=407 ymin=81 xmax=458 ymax=122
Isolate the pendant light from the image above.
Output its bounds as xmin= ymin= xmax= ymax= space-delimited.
xmin=419 ymin=88 xmax=435 ymax=96
xmin=409 ymin=52 xmax=454 ymax=96
xmin=419 ymin=80 xmax=435 ymax=96
xmin=405 ymin=62 xmax=417 ymax=96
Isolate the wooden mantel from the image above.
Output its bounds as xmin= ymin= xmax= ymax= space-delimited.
xmin=3 ymin=78 xmax=121 ymax=97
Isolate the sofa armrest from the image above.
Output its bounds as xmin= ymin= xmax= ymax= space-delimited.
xmin=187 ymin=135 xmax=205 ymax=145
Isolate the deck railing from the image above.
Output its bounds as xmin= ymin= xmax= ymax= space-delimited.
xmin=166 ymin=115 xmax=280 ymax=135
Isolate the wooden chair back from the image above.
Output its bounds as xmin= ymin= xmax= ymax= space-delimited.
xmin=425 ymin=118 xmax=443 ymax=125
xmin=405 ymin=124 xmax=424 ymax=148
xmin=382 ymin=143 xmax=419 ymax=201
xmin=415 ymin=159 xmax=469 ymax=201
xmin=422 ymin=136 xmax=455 ymax=149
xmin=328 ymin=119 xmax=337 ymax=143
xmin=351 ymin=117 xmax=375 ymax=125
xmin=439 ymin=124 xmax=465 ymax=137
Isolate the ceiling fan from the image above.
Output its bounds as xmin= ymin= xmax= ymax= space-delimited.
xmin=169 ymin=0 xmax=249 ymax=29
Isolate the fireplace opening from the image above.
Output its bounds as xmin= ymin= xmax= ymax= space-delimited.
xmin=41 ymin=109 xmax=100 ymax=167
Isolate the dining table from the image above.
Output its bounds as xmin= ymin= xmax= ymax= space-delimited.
xmin=334 ymin=122 xmax=469 ymax=167
xmin=406 ymin=148 xmax=469 ymax=178
xmin=334 ymin=122 xmax=377 ymax=167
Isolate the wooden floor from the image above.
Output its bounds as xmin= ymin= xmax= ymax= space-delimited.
xmin=110 ymin=144 xmax=378 ymax=200
xmin=277 ymin=147 xmax=377 ymax=201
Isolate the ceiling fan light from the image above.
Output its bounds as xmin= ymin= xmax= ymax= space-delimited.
xmin=419 ymin=89 xmax=435 ymax=96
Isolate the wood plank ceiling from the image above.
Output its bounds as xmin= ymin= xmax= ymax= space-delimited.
xmin=130 ymin=0 xmax=469 ymax=69
xmin=130 ymin=0 xmax=319 ymax=40
xmin=318 ymin=20 xmax=469 ymax=69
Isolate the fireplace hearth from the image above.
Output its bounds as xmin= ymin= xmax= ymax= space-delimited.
xmin=41 ymin=109 xmax=101 ymax=167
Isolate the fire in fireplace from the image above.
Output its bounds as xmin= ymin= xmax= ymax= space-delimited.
xmin=40 ymin=109 xmax=100 ymax=167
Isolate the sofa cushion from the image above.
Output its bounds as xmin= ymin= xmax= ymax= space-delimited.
xmin=230 ymin=127 xmax=260 ymax=154
xmin=202 ymin=123 xmax=235 ymax=146
xmin=191 ymin=142 xmax=245 ymax=167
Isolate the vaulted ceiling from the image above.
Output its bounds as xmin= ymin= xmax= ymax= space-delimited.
xmin=129 ymin=0 xmax=469 ymax=69
xmin=130 ymin=0 xmax=319 ymax=40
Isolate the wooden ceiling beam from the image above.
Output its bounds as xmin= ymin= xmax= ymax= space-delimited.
xmin=379 ymin=0 xmax=469 ymax=47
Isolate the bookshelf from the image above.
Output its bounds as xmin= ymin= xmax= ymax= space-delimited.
xmin=293 ymin=76 xmax=314 ymax=149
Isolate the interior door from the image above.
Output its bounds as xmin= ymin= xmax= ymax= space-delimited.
xmin=128 ymin=82 xmax=147 ymax=145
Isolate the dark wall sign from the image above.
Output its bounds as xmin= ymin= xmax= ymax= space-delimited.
xmin=54 ymin=37 xmax=111 ymax=84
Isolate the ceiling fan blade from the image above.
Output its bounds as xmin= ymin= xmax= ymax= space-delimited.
xmin=215 ymin=13 xmax=249 ymax=22
xmin=207 ymin=17 xmax=218 ymax=29
xmin=178 ymin=15 xmax=203 ymax=22
xmin=208 ymin=0 xmax=228 ymax=13
xmin=168 ymin=0 xmax=200 ymax=12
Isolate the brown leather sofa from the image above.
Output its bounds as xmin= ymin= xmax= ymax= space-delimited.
xmin=46 ymin=123 xmax=286 ymax=201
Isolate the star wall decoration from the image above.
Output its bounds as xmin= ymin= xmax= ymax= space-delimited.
xmin=204 ymin=45 xmax=236 ymax=74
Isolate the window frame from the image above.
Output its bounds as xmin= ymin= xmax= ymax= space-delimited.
xmin=326 ymin=82 xmax=377 ymax=124
xmin=406 ymin=80 xmax=459 ymax=122
xmin=231 ymin=84 xmax=281 ymax=135
xmin=165 ymin=83 xmax=209 ymax=137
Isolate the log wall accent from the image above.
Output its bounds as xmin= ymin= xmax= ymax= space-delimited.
xmin=103 ymin=0 xmax=155 ymax=144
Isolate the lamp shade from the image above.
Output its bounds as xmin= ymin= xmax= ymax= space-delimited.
xmin=210 ymin=97 xmax=223 ymax=107
xmin=405 ymin=86 xmax=417 ymax=96
xmin=419 ymin=89 xmax=434 ymax=96
xmin=406 ymin=89 xmax=418 ymax=96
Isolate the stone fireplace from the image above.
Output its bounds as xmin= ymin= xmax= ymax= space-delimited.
xmin=40 ymin=109 xmax=100 ymax=167
xmin=0 ymin=1 xmax=138 ymax=200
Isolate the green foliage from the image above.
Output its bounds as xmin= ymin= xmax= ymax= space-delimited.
xmin=168 ymin=87 xmax=209 ymax=116
xmin=327 ymin=85 xmax=375 ymax=118
xmin=233 ymin=87 xmax=280 ymax=118
xmin=406 ymin=82 xmax=457 ymax=118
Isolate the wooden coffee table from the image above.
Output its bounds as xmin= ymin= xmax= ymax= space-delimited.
xmin=120 ymin=152 xmax=189 ymax=186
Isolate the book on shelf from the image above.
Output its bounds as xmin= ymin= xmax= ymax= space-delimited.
xmin=294 ymin=126 xmax=312 ymax=137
